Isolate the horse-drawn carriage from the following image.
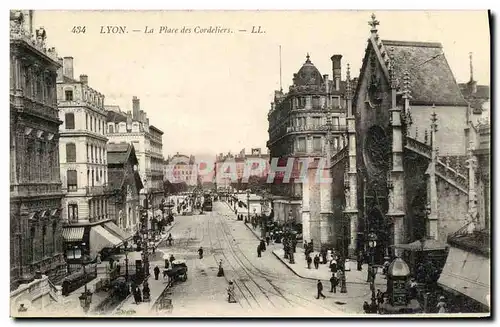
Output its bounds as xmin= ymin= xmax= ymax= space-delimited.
xmin=164 ymin=260 xmax=188 ymax=283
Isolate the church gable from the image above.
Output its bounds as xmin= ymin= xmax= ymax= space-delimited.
xmin=380 ymin=40 xmax=468 ymax=106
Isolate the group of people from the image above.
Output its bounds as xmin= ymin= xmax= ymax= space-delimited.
xmin=132 ymin=280 xmax=151 ymax=304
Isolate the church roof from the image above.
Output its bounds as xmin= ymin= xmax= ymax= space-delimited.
xmin=108 ymin=170 xmax=125 ymax=190
xmin=380 ymin=40 xmax=468 ymax=106
xmin=107 ymin=142 xmax=138 ymax=166
xmin=294 ymin=54 xmax=324 ymax=86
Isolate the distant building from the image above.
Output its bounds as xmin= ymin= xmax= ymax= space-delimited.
xmin=105 ymin=98 xmax=165 ymax=209
xmin=107 ymin=142 xmax=143 ymax=234
xmin=10 ymin=10 xmax=67 ymax=289
xmin=165 ymin=153 xmax=197 ymax=186
xmin=215 ymin=148 xmax=270 ymax=189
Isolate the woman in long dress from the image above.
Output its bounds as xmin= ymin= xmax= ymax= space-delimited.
xmin=227 ymin=281 xmax=236 ymax=303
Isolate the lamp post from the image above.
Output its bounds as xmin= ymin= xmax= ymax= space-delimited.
xmin=79 ymin=254 xmax=93 ymax=313
xmin=123 ymin=240 xmax=130 ymax=282
xmin=368 ymin=231 xmax=378 ymax=311
xmin=246 ymin=189 xmax=250 ymax=224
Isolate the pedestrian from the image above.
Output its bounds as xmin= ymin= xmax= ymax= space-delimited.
xmin=330 ymin=257 xmax=337 ymax=273
xmin=164 ymin=259 xmax=170 ymax=269
xmin=321 ymin=250 xmax=327 ymax=265
xmin=376 ymin=289 xmax=384 ymax=306
xmin=314 ymin=254 xmax=320 ymax=269
xmin=18 ymin=304 xmax=27 ymax=313
xmin=306 ymin=255 xmax=312 ymax=269
xmin=169 ymin=254 xmax=176 ymax=263
xmin=316 ymin=280 xmax=326 ymax=299
xmin=217 ymin=259 xmax=225 ymax=277
xmin=96 ymin=253 xmax=101 ymax=264
xmin=227 ymin=281 xmax=236 ymax=303
xmin=257 ymin=244 xmax=262 ymax=258
xmin=260 ymin=239 xmax=266 ymax=252
xmin=266 ymin=236 xmax=270 ymax=246
xmin=198 ymin=247 xmax=204 ymax=259
xmin=436 ymin=296 xmax=447 ymax=313
xmin=154 ymin=265 xmax=160 ymax=280
xmin=330 ymin=273 xmax=338 ymax=293
xmin=116 ymin=260 xmax=121 ymax=275
xmin=357 ymin=251 xmax=363 ymax=271
xmin=409 ymin=278 xmax=417 ymax=299
xmin=383 ymin=257 xmax=391 ymax=275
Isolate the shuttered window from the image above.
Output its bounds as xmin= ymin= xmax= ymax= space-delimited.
xmin=67 ymin=170 xmax=77 ymax=191
xmin=66 ymin=143 xmax=76 ymax=162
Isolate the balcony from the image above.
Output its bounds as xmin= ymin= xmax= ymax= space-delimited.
xmin=10 ymin=94 xmax=59 ymax=120
xmin=288 ymin=124 xmax=347 ymax=133
xmin=85 ymin=184 xmax=113 ymax=196
xmin=11 ymin=182 xmax=62 ymax=198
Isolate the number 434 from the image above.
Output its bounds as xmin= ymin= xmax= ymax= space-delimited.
xmin=71 ymin=26 xmax=86 ymax=34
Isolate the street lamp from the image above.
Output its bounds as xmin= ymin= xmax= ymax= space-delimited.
xmin=246 ymin=189 xmax=250 ymax=224
xmin=123 ymin=240 xmax=130 ymax=281
xmin=79 ymin=254 xmax=93 ymax=313
xmin=367 ymin=231 xmax=378 ymax=311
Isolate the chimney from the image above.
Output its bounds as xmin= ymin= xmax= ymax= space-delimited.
xmin=79 ymin=74 xmax=88 ymax=85
xmin=63 ymin=56 xmax=74 ymax=79
xmin=56 ymin=58 xmax=64 ymax=83
xmin=132 ymin=96 xmax=140 ymax=120
xmin=140 ymin=110 xmax=145 ymax=123
xmin=323 ymin=74 xmax=330 ymax=107
xmin=331 ymin=55 xmax=342 ymax=91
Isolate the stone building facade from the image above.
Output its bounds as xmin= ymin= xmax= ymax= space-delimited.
xmin=327 ymin=14 xmax=478 ymax=262
xmin=267 ymin=54 xmax=348 ymax=228
xmin=107 ymin=143 xmax=143 ymax=234
xmin=106 ymin=98 xmax=165 ymax=210
xmin=10 ymin=10 xmax=66 ymax=289
xmin=165 ymin=153 xmax=198 ymax=186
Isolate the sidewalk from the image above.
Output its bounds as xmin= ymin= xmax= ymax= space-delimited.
xmin=110 ymin=222 xmax=177 ymax=316
xmin=272 ymin=248 xmax=386 ymax=286
xmin=242 ymin=220 xmax=385 ymax=287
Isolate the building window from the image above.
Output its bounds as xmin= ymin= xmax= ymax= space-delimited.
xmin=65 ymin=113 xmax=75 ymax=130
xmin=65 ymin=90 xmax=73 ymax=101
xmin=297 ymin=137 xmax=306 ymax=152
xmin=67 ymin=169 xmax=77 ymax=191
xmin=90 ymin=144 xmax=94 ymax=162
xmin=96 ymin=168 xmax=100 ymax=182
xmin=298 ymin=97 xmax=306 ymax=109
xmin=312 ymin=96 xmax=320 ymax=108
xmin=332 ymin=96 xmax=340 ymax=108
xmin=333 ymin=117 xmax=340 ymax=128
xmin=334 ymin=137 xmax=339 ymax=150
xmin=108 ymin=124 xmax=114 ymax=134
xmin=66 ymin=143 xmax=76 ymax=162
xmin=86 ymin=114 xmax=88 ymax=130
xmin=311 ymin=117 xmax=321 ymax=127
xmin=68 ymin=203 xmax=78 ymax=222
xmin=313 ymin=137 xmax=322 ymax=151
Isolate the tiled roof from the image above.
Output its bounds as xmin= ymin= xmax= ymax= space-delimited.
xmin=107 ymin=143 xmax=132 ymax=165
xmin=108 ymin=169 xmax=125 ymax=190
xmin=458 ymin=83 xmax=490 ymax=111
xmin=381 ymin=40 xmax=468 ymax=106
xmin=63 ymin=75 xmax=79 ymax=84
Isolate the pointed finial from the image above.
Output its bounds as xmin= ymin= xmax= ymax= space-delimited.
xmin=431 ymin=107 xmax=438 ymax=133
xmin=469 ymin=52 xmax=474 ymax=82
xmin=346 ymin=63 xmax=352 ymax=98
xmin=402 ymin=70 xmax=411 ymax=99
xmin=306 ymin=53 xmax=311 ymax=63
xmin=369 ymin=13 xmax=380 ymax=33
xmin=424 ymin=129 xmax=429 ymax=144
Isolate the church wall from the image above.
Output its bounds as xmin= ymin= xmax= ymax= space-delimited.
xmin=436 ymin=179 xmax=469 ymax=243
xmin=411 ymin=105 xmax=468 ymax=156
xmin=330 ymin=158 xmax=347 ymax=249
xmin=403 ymin=151 xmax=430 ymax=242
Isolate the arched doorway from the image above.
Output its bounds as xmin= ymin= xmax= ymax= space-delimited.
xmin=367 ymin=207 xmax=388 ymax=264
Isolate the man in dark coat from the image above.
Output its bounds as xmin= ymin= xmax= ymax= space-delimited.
xmin=314 ymin=255 xmax=320 ymax=269
xmin=330 ymin=273 xmax=338 ymax=293
xmin=306 ymin=255 xmax=312 ymax=269
xmin=154 ymin=266 xmax=160 ymax=280
xmin=257 ymin=244 xmax=262 ymax=258
xmin=316 ymin=280 xmax=326 ymax=299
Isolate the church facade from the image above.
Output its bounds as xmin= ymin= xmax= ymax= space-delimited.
xmin=322 ymin=14 xmax=481 ymax=262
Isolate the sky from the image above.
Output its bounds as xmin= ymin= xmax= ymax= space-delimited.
xmin=32 ymin=10 xmax=490 ymax=161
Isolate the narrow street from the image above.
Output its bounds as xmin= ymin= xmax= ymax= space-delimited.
xmin=158 ymin=201 xmax=369 ymax=316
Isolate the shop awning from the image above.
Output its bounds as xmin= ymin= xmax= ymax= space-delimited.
xmin=393 ymin=238 xmax=449 ymax=251
xmin=90 ymin=225 xmax=122 ymax=258
xmin=438 ymin=246 xmax=490 ymax=308
xmin=103 ymin=221 xmax=132 ymax=242
xmin=62 ymin=227 xmax=85 ymax=242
